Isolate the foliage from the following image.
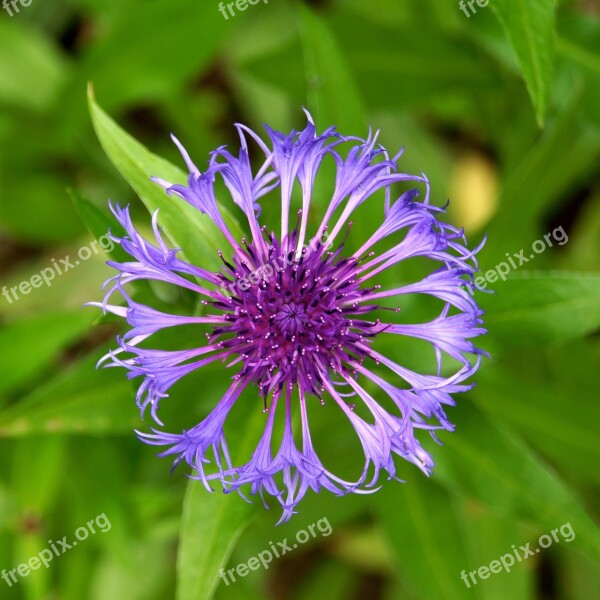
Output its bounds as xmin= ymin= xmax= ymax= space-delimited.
xmin=1 ymin=1 xmax=599 ymax=599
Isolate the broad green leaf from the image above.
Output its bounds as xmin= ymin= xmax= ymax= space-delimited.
xmin=177 ymin=480 xmax=254 ymax=600
xmin=453 ymin=499 xmax=535 ymax=600
xmin=0 ymin=351 xmax=138 ymax=437
xmin=475 ymin=340 xmax=600 ymax=484
xmin=433 ymin=405 xmax=600 ymax=562
xmin=177 ymin=404 xmax=265 ymax=600
xmin=479 ymin=272 xmax=600 ymax=346
xmin=375 ymin=478 xmax=470 ymax=600
xmin=297 ymin=3 xmax=366 ymax=136
xmin=0 ymin=311 xmax=94 ymax=397
xmin=376 ymin=481 xmax=533 ymax=599
xmin=88 ymin=88 xmax=242 ymax=270
xmin=490 ymin=0 xmax=556 ymax=125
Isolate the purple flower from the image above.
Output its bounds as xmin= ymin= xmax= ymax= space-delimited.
xmin=91 ymin=113 xmax=486 ymax=523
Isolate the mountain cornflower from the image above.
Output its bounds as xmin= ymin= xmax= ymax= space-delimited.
xmin=91 ymin=113 xmax=485 ymax=523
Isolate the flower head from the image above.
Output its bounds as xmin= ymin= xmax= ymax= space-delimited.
xmin=91 ymin=113 xmax=485 ymax=523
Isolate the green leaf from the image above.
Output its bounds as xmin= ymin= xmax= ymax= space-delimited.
xmin=176 ymin=403 xmax=265 ymax=600
xmin=475 ymin=340 xmax=600 ymax=484
xmin=490 ymin=0 xmax=556 ymax=125
xmin=177 ymin=481 xmax=253 ymax=600
xmin=0 ymin=311 xmax=95 ymax=397
xmin=433 ymin=405 xmax=600 ymax=562
xmin=479 ymin=271 xmax=600 ymax=347
xmin=88 ymin=88 xmax=242 ymax=270
xmin=375 ymin=478 xmax=470 ymax=600
xmin=0 ymin=351 xmax=138 ymax=437
xmin=377 ymin=480 xmax=533 ymax=599
xmin=453 ymin=499 xmax=535 ymax=600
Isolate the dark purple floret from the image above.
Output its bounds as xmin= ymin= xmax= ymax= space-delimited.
xmin=209 ymin=222 xmax=385 ymax=402
xmin=90 ymin=113 xmax=486 ymax=523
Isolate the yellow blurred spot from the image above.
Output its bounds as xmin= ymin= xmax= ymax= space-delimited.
xmin=449 ymin=153 xmax=498 ymax=232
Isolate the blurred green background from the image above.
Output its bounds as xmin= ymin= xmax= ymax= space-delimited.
xmin=1 ymin=1 xmax=599 ymax=599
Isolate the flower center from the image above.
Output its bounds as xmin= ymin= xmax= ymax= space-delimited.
xmin=273 ymin=301 xmax=306 ymax=335
xmin=210 ymin=235 xmax=380 ymax=399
